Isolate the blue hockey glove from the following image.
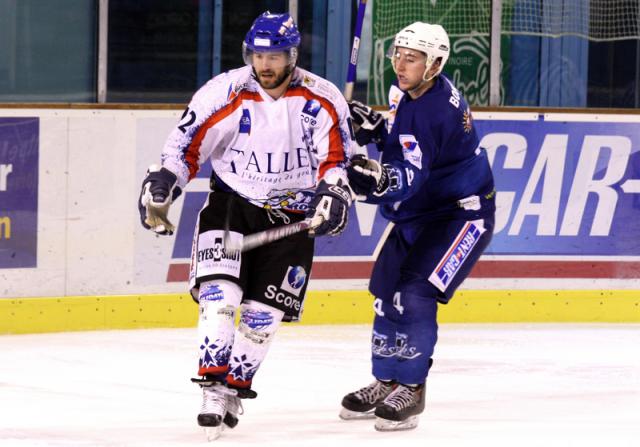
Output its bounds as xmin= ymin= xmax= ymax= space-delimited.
xmin=138 ymin=165 xmax=182 ymax=235
xmin=348 ymin=100 xmax=384 ymax=146
xmin=306 ymin=178 xmax=353 ymax=236
xmin=347 ymin=154 xmax=390 ymax=197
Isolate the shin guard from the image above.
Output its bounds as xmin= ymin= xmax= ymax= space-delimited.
xmin=197 ymin=280 xmax=243 ymax=377
xmin=226 ymin=300 xmax=284 ymax=389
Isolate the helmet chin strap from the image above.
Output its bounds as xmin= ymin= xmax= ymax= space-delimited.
xmin=406 ymin=78 xmax=429 ymax=96
xmin=421 ymin=58 xmax=439 ymax=82
xmin=404 ymin=59 xmax=437 ymax=96
xmin=391 ymin=51 xmax=439 ymax=96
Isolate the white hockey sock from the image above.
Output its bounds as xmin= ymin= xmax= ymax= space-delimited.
xmin=226 ymin=300 xmax=284 ymax=388
xmin=197 ymin=279 xmax=243 ymax=377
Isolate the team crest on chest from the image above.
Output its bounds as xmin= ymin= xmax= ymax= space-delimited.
xmin=398 ymin=134 xmax=423 ymax=169
xmin=302 ymin=99 xmax=322 ymax=117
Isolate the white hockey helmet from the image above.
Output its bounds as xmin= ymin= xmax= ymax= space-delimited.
xmin=387 ymin=22 xmax=450 ymax=81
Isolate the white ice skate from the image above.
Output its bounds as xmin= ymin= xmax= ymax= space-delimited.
xmin=373 ymin=384 xmax=425 ymax=432
xmin=224 ymin=394 xmax=243 ymax=429
xmin=197 ymin=383 xmax=237 ymax=441
xmin=339 ymin=380 xmax=395 ymax=420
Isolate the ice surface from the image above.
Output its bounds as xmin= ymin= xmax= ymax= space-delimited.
xmin=1 ymin=324 xmax=639 ymax=446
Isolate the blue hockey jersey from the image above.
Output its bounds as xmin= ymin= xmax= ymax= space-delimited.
xmin=365 ymin=75 xmax=495 ymax=224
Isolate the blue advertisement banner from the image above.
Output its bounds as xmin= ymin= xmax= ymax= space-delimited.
xmin=478 ymin=119 xmax=640 ymax=256
xmin=0 ymin=118 xmax=39 ymax=268
xmin=169 ymin=115 xmax=640 ymax=274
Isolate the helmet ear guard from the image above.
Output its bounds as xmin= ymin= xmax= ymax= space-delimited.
xmin=387 ymin=22 xmax=450 ymax=82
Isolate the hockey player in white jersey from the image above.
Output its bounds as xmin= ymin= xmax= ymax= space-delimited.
xmin=138 ymin=11 xmax=355 ymax=440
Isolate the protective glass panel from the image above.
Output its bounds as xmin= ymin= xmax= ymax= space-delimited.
xmin=0 ymin=0 xmax=97 ymax=102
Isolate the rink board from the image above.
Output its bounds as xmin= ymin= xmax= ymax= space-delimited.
xmin=1 ymin=290 xmax=639 ymax=334
xmin=1 ymin=107 xmax=639 ymax=333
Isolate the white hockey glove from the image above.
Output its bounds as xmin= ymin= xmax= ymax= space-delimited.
xmin=306 ymin=178 xmax=354 ymax=237
xmin=347 ymin=154 xmax=390 ymax=197
xmin=138 ymin=165 xmax=182 ymax=235
xmin=348 ymin=100 xmax=385 ymax=146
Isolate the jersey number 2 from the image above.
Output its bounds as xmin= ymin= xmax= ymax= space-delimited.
xmin=178 ymin=108 xmax=196 ymax=133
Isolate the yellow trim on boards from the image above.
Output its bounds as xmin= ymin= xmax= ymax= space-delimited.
xmin=1 ymin=290 xmax=638 ymax=335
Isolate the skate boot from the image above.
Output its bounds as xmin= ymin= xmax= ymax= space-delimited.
xmin=223 ymin=386 xmax=257 ymax=429
xmin=374 ymin=383 xmax=425 ymax=431
xmin=197 ymin=383 xmax=236 ymax=440
xmin=339 ymin=379 xmax=396 ymax=420
xmin=223 ymin=394 xmax=241 ymax=429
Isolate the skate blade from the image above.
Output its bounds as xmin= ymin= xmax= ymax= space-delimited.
xmin=339 ymin=407 xmax=376 ymax=420
xmin=374 ymin=415 xmax=419 ymax=431
xmin=204 ymin=426 xmax=223 ymax=441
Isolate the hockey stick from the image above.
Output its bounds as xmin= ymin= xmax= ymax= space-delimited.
xmin=224 ymin=217 xmax=323 ymax=254
xmin=343 ymin=0 xmax=368 ymax=101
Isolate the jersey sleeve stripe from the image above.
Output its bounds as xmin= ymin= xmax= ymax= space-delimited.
xmin=284 ymin=86 xmax=347 ymax=179
xmin=319 ymin=126 xmax=345 ymax=178
xmin=183 ymin=90 xmax=263 ymax=180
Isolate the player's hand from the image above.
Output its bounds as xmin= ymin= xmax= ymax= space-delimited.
xmin=348 ymin=100 xmax=384 ymax=146
xmin=347 ymin=154 xmax=390 ymax=197
xmin=138 ymin=165 xmax=182 ymax=235
xmin=306 ymin=178 xmax=353 ymax=237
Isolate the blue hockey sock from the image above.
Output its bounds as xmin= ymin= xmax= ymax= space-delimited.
xmin=371 ymin=292 xmax=438 ymax=384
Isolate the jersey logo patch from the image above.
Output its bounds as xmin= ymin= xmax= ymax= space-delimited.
xmin=463 ymin=107 xmax=473 ymax=133
xmin=239 ymin=109 xmax=251 ymax=134
xmin=302 ymin=99 xmax=322 ymax=117
xmin=399 ymin=134 xmax=423 ymax=169
xmin=303 ymin=75 xmax=316 ymax=87
xmin=428 ymin=221 xmax=486 ymax=292
xmin=241 ymin=310 xmax=274 ymax=330
xmin=280 ymin=265 xmax=307 ymax=296
xmin=227 ymin=83 xmax=234 ymax=101
xmin=200 ymin=284 xmax=224 ymax=302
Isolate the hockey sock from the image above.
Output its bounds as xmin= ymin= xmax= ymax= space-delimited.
xmin=371 ymin=313 xmax=399 ymax=381
xmin=371 ymin=292 xmax=438 ymax=384
xmin=393 ymin=292 xmax=438 ymax=385
xmin=197 ymin=279 xmax=243 ymax=376
xmin=226 ymin=300 xmax=284 ymax=389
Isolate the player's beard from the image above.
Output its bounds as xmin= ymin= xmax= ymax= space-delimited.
xmin=253 ymin=65 xmax=293 ymax=90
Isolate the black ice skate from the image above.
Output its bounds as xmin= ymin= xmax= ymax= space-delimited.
xmin=374 ymin=383 xmax=425 ymax=431
xmin=339 ymin=380 xmax=396 ymax=420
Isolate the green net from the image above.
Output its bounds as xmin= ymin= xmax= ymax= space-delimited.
xmin=368 ymin=0 xmax=640 ymax=106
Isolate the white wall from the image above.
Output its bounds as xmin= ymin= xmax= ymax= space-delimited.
xmin=1 ymin=108 xmax=637 ymax=299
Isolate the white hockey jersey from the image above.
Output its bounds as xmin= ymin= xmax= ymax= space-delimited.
xmin=161 ymin=65 xmax=354 ymax=212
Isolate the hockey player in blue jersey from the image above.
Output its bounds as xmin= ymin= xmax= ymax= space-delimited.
xmin=339 ymin=22 xmax=496 ymax=431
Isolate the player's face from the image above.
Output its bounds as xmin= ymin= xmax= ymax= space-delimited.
xmin=392 ymin=47 xmax=428 ymax=91
xmin=252 ymin=52 xmax=291 ymax=89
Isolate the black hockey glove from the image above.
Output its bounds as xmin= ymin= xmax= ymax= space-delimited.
xmin=347 ymin=154 xmax=390 ymax=197
xmin=306 ymin=178 xmax=353 ymax=237
xmin=348 ymin=100 xmax=385 ymax=146
xmin=138 ymin=165 xmax=182 ymax=235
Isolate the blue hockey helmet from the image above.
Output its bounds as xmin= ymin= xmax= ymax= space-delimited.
xmin=242 ymin=12 xmax=301 ymax=66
